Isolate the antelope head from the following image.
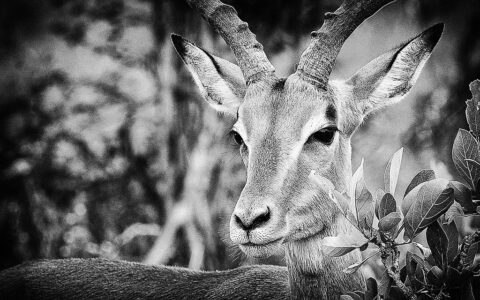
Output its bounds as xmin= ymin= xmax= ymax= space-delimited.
xmin=172 ymin=0 xmax=442 ymax=260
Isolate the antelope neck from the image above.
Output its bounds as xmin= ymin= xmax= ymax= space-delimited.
xmin=285 ymin=148 xmax=364 ymax=299
xmin=285 ymin=233 xmax=364 ymax=299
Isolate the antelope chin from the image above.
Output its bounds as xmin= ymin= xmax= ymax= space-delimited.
xmin=283 ymin=227 xmax=326 ymax=243
xmin=239 ymin=238 xmax=283 ymax=258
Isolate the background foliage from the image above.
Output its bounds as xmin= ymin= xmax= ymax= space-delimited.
xmin=332 ymin=81 xmax=480 ymax=299
xmin=0 ymin=0 xmax=479 ymax=282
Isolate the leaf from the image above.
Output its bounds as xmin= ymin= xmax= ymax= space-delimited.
xmin=378 ymin=211 xmax=402 ymax=236
xmin=466 ymin=79 xmax=480 ymax=138
xmin=444 ymin=201 xmax=465 ymax=224
xmin=331 ymin=190 xmax=358 ymax=229
xmin=339 ymin=296 xmax=355 ymax=300
xmin=322 ymin=232 xmax=368 ymax=257
xmin=342 ymin=262 xmax=363 ymax=275
xmin=452 ymin=129 xmax=480 ymax=190
xmin=330 ymin=190 xmax=351 ymax=216
xmin=374 ymin=188 xmax=386 ymax=219
xmin=309 ymin=170 xmax=335 ymax=192
xmin=400 ymin=265 xmax=407 ymax=282
xmin=406 ymin=251 xmax=425 ymax=278
xmin=343 ymin=252 xmax=378 ymax=274
xmin=414 ymin=263 xmax=426 ymax=286
xmin=413 ymin=242 xmax=432 ymax=258
xmin=465 ymin=242 xmax=479 ymax=267
xmin=441 ymin=221 xmax=459 ymax=264
xmin=405 ymin=252 xmax=426 ymax=291
xmin=426 ymin=266 xmax=444 ymax=285
xmin=403 ymin=182 xmax=454 ymax=240
xmin=402 ymin=178 xmax=449 ymax=216
xmin=353 ymin=162 xmax=374 ymax=235
xmin=364 ymin=278 xmax=377 ymax=300
xmin=426 ymin=221 xmax=448 ymax=270
xmin=309 ymin=171 xmax=362 ymax=235
xmin=390 ymin=287 xmax=408 ymax=299
xmin=359 ymin=243 xmax=368 ymax=251
xmin=448 ymin=180 xmax=475 ymax=212
xmin=404 ymin=169 xmax=436 ymax=198
xmin=350 ymin=160 xmax=364 ymax=207
xmin=378 ymin=193 xmax=397 ymax=219
xmin=384 ymin=148 xmax=403 ymax=195
xmin=356 ymin=186 xmax=374 ymax=235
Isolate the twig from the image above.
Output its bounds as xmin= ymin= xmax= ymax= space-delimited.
xmin=381 ymin=244 xmax=417 ymax=300
xmin=458 ymin=230 xmax=480 ymax=270
xmin=185 ymin=221 xmax=205 ymax=270
xmin=116 ymin=223 xmax=162 ymax=246
xmin=395 ymin=241 xmax=412 ymax=246
xmin=143 ymin=201 xmax=190 ymax=265
xmin=433 ymin=285 xmax=445 ymax=300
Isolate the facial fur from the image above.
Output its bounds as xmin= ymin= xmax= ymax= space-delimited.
xmin=229 ymin=74 xmax=353 ymax=257
xmin=172 ymin=23 xmax=443 ymax=259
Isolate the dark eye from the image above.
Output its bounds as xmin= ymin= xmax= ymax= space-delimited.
xmin=230 ymin=130 xmax=244 ymax=146
xmin=307 ymin=127 xmax=337 ymax=145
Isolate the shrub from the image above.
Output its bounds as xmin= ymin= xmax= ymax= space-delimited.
xmin=317 ymin=80 xmax=480 ymax=300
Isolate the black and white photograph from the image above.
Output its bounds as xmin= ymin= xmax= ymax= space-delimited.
xmin=0 ymin=0 xmax=479 ymax=299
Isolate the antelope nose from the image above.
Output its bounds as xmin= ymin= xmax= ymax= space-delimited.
xmin=234 ymin=206 xmax=271 ymax=231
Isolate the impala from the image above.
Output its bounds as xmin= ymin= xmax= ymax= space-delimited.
xmin=0 ymin=0 xmax=442 ymax=299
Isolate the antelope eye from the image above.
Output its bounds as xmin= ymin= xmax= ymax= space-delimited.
xmin=307 ymin=127 xmax=337 ymax=145
xmin=230 ymin=130 xmax=244 ymax=146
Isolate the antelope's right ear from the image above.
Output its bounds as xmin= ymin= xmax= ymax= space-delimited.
xmin=171 ymin=34 xmax=246 ymax=117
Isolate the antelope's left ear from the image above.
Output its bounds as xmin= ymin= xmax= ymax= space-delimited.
xmin=346 ymin=23 xmax=443 ymax=115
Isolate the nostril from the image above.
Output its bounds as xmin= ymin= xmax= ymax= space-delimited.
xmin=235 ymin=214 xmax=247 ymax=230
xmin=235 ymin=207 xmax=271 ymax=231
xmin=252 ymin=207 xmax=270 ymax=229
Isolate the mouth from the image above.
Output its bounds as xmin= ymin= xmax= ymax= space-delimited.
xmin=239 ymin=237 xmax=283 ymax=258
xmin=241 ymin=237 xmax=283 ymax=247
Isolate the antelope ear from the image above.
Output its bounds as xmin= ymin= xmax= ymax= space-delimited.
xmin=346 ymin=23 xmax=443 ymax=115
xmin=171 ymin=34 xmax=246 ymax=116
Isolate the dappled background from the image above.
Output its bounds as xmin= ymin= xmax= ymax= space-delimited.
xmin=0 ymin=0 xmax=479 ymax=274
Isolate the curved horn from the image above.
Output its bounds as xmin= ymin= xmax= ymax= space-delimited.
xmin=296 ymin=0 xmax=395 ymax=88
xmin=187 ymin=0 xmax=275 ymax=85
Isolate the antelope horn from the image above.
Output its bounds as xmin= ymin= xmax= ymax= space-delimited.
xmin=296 ymin=0 xmax=395 ymax=88
xmin=186 ymin=0 xmax=275 ymax=85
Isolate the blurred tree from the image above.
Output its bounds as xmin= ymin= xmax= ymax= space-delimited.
xmin=405 ymin=0 xmax=480 ymax=172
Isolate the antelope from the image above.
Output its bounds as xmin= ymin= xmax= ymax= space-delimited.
xmin=0 ymin=0 xmax=443 ymax=299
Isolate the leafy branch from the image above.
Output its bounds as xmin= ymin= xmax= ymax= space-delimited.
xmin=321 ymin=80 xmax=480 ymax=300
xmin=380 ymin=244 xmax=416 ymax=299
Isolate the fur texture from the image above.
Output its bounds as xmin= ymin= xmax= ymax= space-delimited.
xmin=0 ymin=21 xmax=443 ymax=300
xmin=0 ymin=258 xmax=289 ymax=300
